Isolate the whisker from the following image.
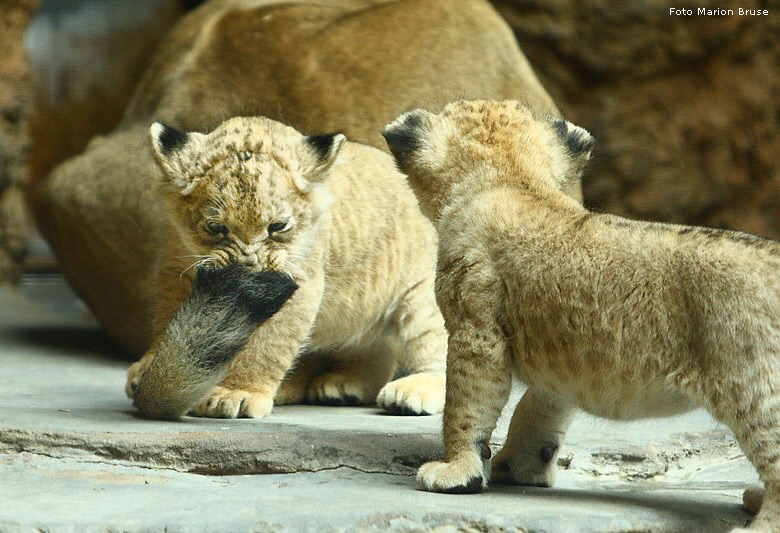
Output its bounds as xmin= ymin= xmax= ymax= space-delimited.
xmin=180 ymin=258 xmax=211 ymax=280
xmin=283 ymin=260 xmax=305 ymax=279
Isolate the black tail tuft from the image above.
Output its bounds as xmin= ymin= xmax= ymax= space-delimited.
xmin=241 ymin=271 xmax=299 ymax=324
xmin=194 ymin=264 xmax=298 ymax=325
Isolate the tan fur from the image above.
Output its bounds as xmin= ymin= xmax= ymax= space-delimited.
xmin=383 ymin=100 xmax=780 ymax=531
xmin=127 ymin=116 xmax=447 ymax=418
xmin=30 ymin=0 xmax=570 ymax=355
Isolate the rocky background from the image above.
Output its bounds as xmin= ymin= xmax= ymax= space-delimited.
xmin=495 ymin=0 xmax=780 ymax=238
xmin=0 ymin=0 xmax=779 ymax=283
xmin=0 ymin=0 xmax=37 ymax=284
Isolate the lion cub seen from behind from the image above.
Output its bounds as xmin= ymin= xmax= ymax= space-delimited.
xmin=383 ymin=101 xmax=780 ymax=532
xmin=127 ymin=116 xmax=447 ymax=420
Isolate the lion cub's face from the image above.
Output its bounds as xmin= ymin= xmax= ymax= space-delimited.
xmin=382 ymin=100 xmax=594 ymax=221
xmin=150 ymin=116 xmax=344 ymax=276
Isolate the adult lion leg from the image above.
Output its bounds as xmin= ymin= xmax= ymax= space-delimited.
xmin=191 ymin=279 xmax=322 ymax=419
xmin=417 ymin=318 xmax=512 ymax=493
xmin=491 ymin=387 xmax=575 ymax=487
xmin=377 ymin=278 xmax=448 ymax=415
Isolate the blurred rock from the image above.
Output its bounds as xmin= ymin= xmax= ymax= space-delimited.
xmin=494 ymin=0 xmax=780 ymax=238
xmin=0 ymin=0 xmax=38 ymax=284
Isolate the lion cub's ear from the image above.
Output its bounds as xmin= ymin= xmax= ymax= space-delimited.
xmin=298 ymin=133 xmax=346 ymax=186
xmin=149 ymin=122 xmax=207 ymax=195
xmin=551 ymin=118 xmax=595 ymax=180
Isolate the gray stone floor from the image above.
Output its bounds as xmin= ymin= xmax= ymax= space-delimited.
xmin=0 ymin=275 xmax=758 ymax=532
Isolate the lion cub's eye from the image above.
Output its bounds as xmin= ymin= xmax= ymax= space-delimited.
xmin=205 ymin=221 xmax=229 ymax=237
xmin=268 ymin=220 xmax=291 ymax=240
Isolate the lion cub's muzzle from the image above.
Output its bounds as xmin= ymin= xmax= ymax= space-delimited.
xmin=233 ymin=249 xmax=287 ymax=274
xmin=237 ymin=253 xmax=261 ymax=268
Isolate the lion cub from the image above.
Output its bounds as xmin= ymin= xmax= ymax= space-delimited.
xmin=383 ymin=100 xmax=780 ymax=531
xmin=126 ymin=116 xmax=447 ymax=419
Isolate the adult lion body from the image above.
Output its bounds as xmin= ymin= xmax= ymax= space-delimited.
xmin=31 ymin=0 xmax=566 ymax=414
xmin=33 ymin=0 xmax=562 ymax=354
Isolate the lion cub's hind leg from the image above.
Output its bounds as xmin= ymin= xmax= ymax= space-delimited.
xmin=417 ymin=316 xmax=513 ymax=493
xmin=306 ymin=341 xmax=397 ymax=406
xmin=743 ymin=484 xmax=764 ymax=515
xmin=491 ymin=387 xmax=575 ymax=488
xmin=377 ymin=372 xmax=446 ymax=416
xmin=377 ymin=278 xmax=448 ymax=415
xmin=700 ymin=366 xmax=780 ymax=532
xmin=273 ymin=352 xmax=331 ymax=405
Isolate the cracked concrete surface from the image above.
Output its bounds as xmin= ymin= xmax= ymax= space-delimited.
xmin=0 ymin=275 xmax=759 ymax=531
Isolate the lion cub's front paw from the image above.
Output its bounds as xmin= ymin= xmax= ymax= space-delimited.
xmin=190 ymin=386 xmax=274 ymax=418
xmin=306 ymin=372 xmax=368 ymax=406
xmin=376 ymin=372 xmax=445 ymax=415
xmin=417 ymin=452 xmax=485 ymax=493
xmin=125 ymin=355 xmax=154 ymax=399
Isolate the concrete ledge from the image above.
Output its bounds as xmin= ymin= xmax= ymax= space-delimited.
xmin=0 ymin=281 xmax=758 ymax=531
xmin=0 ymin=424 xmax=442 ymax=476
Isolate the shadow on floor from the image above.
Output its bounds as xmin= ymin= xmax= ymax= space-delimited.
xmin=6 ymin=325 xmax=135 ymax=362
xmin=488 ymin=484 xmax=752 ymax=531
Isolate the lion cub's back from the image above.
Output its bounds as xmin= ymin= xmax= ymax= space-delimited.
xmin=318 ymin=141 xmax=437 ymax=326
xmin=327 ymin=141 xmax=437 ymax=276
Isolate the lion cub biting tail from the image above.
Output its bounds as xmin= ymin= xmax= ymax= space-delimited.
xmin=127 ymin=116 xmax=447 ymax=419
xmin=133 ymin=264 xmax=298 ymax=419
xmin=383 ymin=100 xmax=780 ymax=531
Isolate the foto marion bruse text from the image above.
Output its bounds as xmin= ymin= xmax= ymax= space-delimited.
xmin=670 ymin=8 xmax=769 ymax=16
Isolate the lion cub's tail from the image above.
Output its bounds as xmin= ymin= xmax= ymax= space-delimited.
xmin=133 ymin=265 xmax=298 ymax=420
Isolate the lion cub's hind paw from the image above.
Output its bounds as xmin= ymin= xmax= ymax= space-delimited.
xmin=490 ymin=445 xmax=558 ymax=488
xmin=190 ymin=386 xmax=273 ymax=418
xmin=743 ymin=484 xmax=764 ymax=515
xmin=417 ymin=454 xmax=486 ymax=494
xmin=305 ymin=372 xmax=369 ymax=406
xmin=376 ymin=372 xmax=445 ymax=415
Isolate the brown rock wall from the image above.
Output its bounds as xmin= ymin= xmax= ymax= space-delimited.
xmin=494 ymin=0 xmax=780 ymax=238
xmin=0 ymin=0 xmax=38 ymax=284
